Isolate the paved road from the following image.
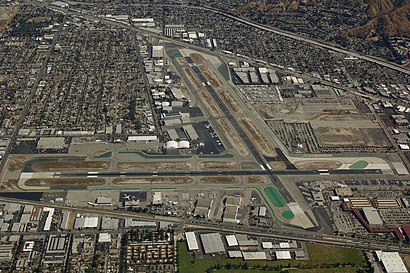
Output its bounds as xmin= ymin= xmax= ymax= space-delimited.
xmin=195 ymin=5 xmax=410 ymax=76
xmin=0 ymin=196 xmax=408 ymax=254
xmin=0 ymin=20 xmax=64 ymax=178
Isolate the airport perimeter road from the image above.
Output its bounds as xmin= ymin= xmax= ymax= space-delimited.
xmin=0 ymin=196 xmax=408 ymax=254
xmin=57 ymin=169 xmax=382 ymax=178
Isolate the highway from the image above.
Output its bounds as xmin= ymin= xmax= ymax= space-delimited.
xmin=193 ymin=5 xmax=410 ymax=76
xmin=57 ymin=169 xmax=382 ymax=178
xmin=53 ymin=0 xmax=410 ymax=76
xmin=0 ymin=196 xmax=408 ymax=254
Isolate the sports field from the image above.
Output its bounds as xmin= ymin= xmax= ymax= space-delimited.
xmin=264 ymin=187 xmax=286 ymax=208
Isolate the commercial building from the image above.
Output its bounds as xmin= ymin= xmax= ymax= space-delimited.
xmin=150 ymin=45 xmax=164 ymax=58
xmin=376 ymin=251 xmax=408 ymax=273
xmin=185 ymin=232 xmax=199 ymax=251
xmin=225 ymin=235 xmax=238 ymax=247
xmin=275 ymin=251 xmax=292 ymax=260
xmin=362 ymin=208 xmax=383 ymax=226
xmin=242 ymin=252 xmax=267 ymax=260
xmin=200 ymin=233 xmax=225 ymax=254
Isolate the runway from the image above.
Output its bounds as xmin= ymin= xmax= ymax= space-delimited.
xmin=57 ymin=169 xmax=382 ymax=178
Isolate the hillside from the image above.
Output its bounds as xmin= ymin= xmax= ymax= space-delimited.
xmin=236 ymin=0 xmax=410 ymax=39
xmin=343 ymin=0 xmax=410 ymax=39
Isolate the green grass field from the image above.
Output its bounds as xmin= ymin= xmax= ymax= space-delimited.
xmin=264 ymin=187 xmax=286 ymax=208
xmin=282 ymin=210 xmax=295 ymax=220
xmin=215 ymin=268 xmax=359 ymax=273
xmin=177 ymin=242 xmax=367 ymax=273
xmin=306 ymin=244 xmax=366 ymax=266
xmin=349 ymin=160 xmax=369 ymax=169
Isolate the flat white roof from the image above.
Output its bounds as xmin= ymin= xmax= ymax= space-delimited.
xmin=185 ymin=232 xmax=199 ymax=251
xmin=84 ymin=217 xmax=99 ymax=228
xmin=362 ymin=207 xmax=383 ymax=226
xmin=225 ymin=235 xmax=238 ymax=247
xmin=376 ymin=251 xmax=408 ymax=273
xmin=228 ymin=251 xmax=242 ymax=258
xmin=275 ymin=250 xmax=291 ymax=260
xmin=200 ymin=233 xmax=225 ymax=254
xmin=262 ymin=242 xmax=273 ymax=249
xmin=98 ymin=233 xmax=111 ymax=243
xmin=242 ymin=252 xmax=267 ymax=260
xmin=279 ymin=242 xmax=290 ymax=249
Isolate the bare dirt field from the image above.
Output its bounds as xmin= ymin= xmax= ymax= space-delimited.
xmin=0 ymin=180 xmax=17 ymax=191
xmin=247 ymin=176 xmax=267 ymax=184
xmin=315 ymin=127 xmax=390 ymax=146
xmin=199 ymin=161 xmax=238 ymax=170
xmin=294 ymin=160 xmax=343 ymax=170
xmin=6 ymin=158 xmax=26 ymax=172
xmin=267 ymin=161 xmax=287 ymax=170
xmin=113 ymin=177 xmax=192 ymax=184
xmin=117 ymin=162 xmax=191 ymax=171
xmin=0 ymin=6 xmax=17 ymax=32
xmin=200 ymin=177 xmax=236 ymax=184
xmin=239 ymin=117 xmax=277 ymax=157
xmin=218 ymin=119 xmax=249 ymax=157
xmin=31 ymin=161 xmax=109 ymax=172
xmin=24 ymin=178 xmax=105 ymax=187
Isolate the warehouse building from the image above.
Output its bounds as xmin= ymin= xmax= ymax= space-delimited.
xmin=376 ymin=251 xmax=408 ymax=273
xmin=275 ymin=250 xmax=292 ymax=260
xmin=243 ymin=252 xmax=267 ymax=260
xmin=362 ymin=207 xmax=383 ymax=226
xmin=200 ymin=233 xmax=225 ymax=254
xmin=225 ymin=235 xmax=238 ymax=247
xmin=185 ymin=232 xmax=199 ymax=251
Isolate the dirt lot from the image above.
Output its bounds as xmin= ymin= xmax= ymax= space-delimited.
xmin=6 ymin=158 xmax=26 ymax=172
xmin=200 ymin=177 xmax=236 ymax=184
xmin=294 ymin=160 xmax=342 ymax=170
xmin=239 ymin=117 xmax=277 ymax=157
xmin=267 ymin=161 xmax=287 ymax=170
xmin=315 ymin=127 xmax=390 ymax=146
xmin=113 ymin=177 xmax=192 ymax=184
xmin=199 ymin=161 xmax=238 ymax=170
xmin=117 ymin=162 xmax=191 ymax=171
xmin=0 ymin=180 xmax=17 ymax=191
xmin=0 ymin=6 xmax=17 ymax=32
xmin=24 ymin=178 xmax=105 ymax=187
xmin=247 ymin=176 xmax=267 ymax=184
xmin=31 ymin=161 xmax=109 ymax=172
xmin=218 ymin=119 xmax=249 ymax=157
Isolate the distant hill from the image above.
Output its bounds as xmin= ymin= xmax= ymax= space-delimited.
xmin=236 ymin=0 xmax=410 ymax=39
xmin=342 ymin=0 xmax=410 ymax=40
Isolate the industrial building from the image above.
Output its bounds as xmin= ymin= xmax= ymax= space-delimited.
xmin=275 ymin=250 xmax=292 ymax=260
xmin=200 ymin=233 xmax=225 ymax=254
xmin=362 ymin=207 xmax=384 ymax=226
xmin=242 ymin=252 xmax=267 ymax=260
xmin=185 ymin=232 xmax=199 ymax=251
xmin=376 ymin=251 xmax=408 ymax=273
xmin=225 ymin=235 xmax=238 ymax=247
